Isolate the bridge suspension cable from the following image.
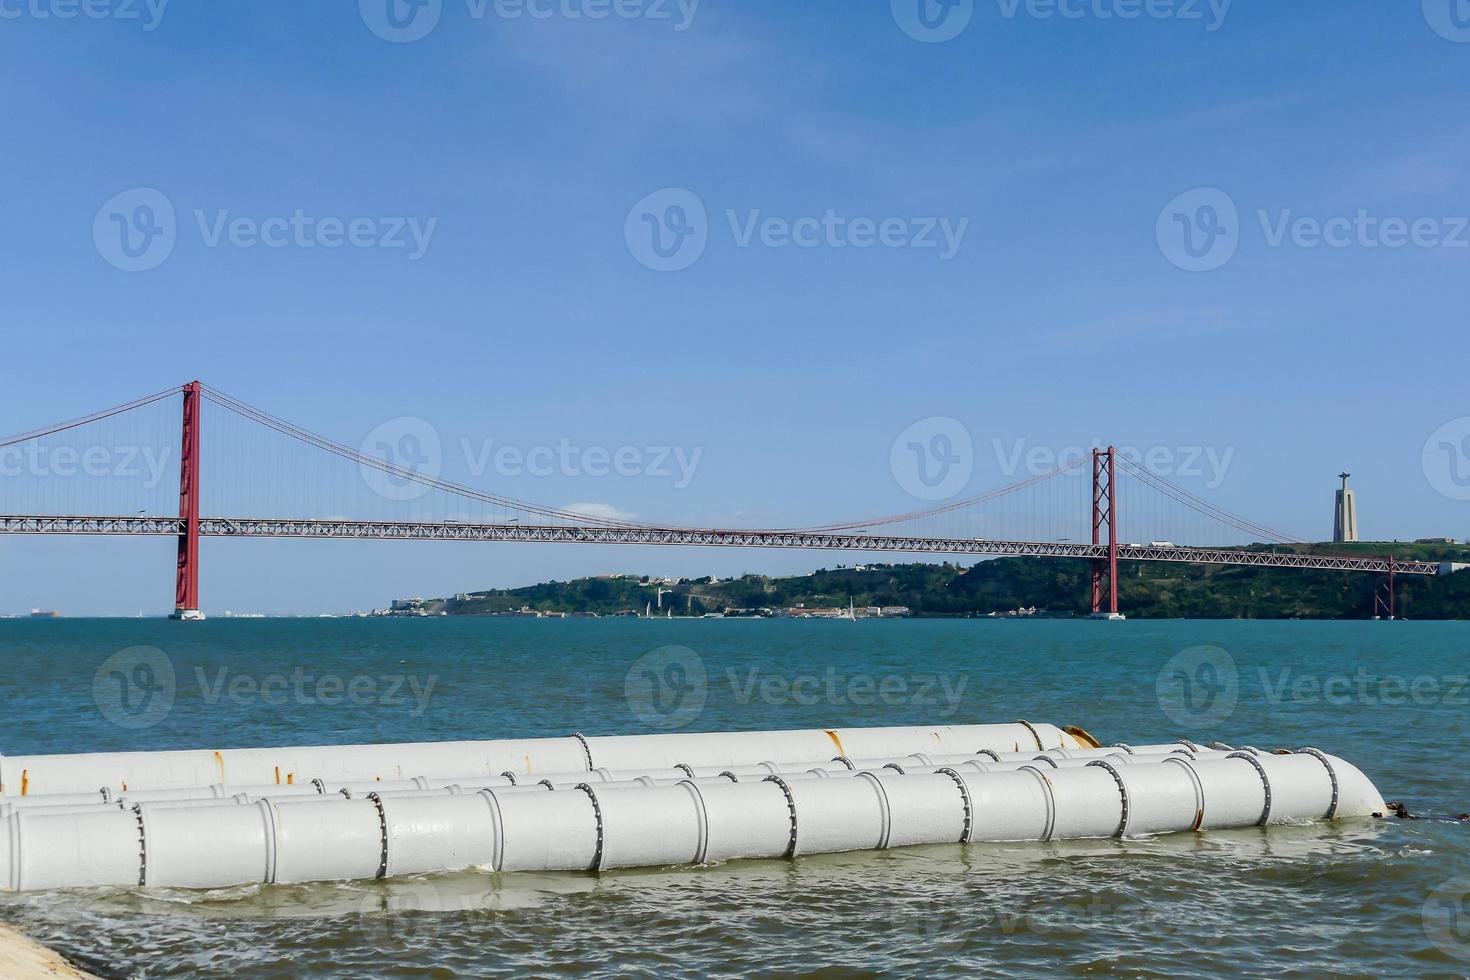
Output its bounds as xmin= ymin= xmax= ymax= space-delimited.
xmin=0 ymin=385 xmax=183 ymax=450
xmin=773 ymin=454 xmax=1093 ymax=533
xmin=1113 ymin=454 xmax=1303 ymax=545
xmin=0 ymin=383 xmax=1323 ymax=551
xmin=197 ymin=385 xmax=648 ymax=529
xmin=198 ymin=384 xmax=1101 ymax=538
xmin=0 ymin=382 xmax=1445 ymax=618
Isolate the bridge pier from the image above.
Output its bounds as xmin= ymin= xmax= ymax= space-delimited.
xmin=1372 ymin=557 xmax=1397 ymax=621
xmin=170 ymin=381 xmax=204 ymax=622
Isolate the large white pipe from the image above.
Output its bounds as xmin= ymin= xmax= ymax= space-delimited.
xmin=0 ymin=809 xmax=141 ymax=891
xmin=686 ymin=780 xmax=794 ymax=863
xmin=582 ymin=783 xmax=706 ymax=870
xmin=0 ymin=738 xmax=1387 ymax=893
xmin=379 ymin=793 xmax=498 ymax=878
xmin=775 ymin=774 xmax=889 ymax=856
xmin=141 ymin=799 xmax=275 ymax=889
xmin=0 ymin=738 xmax=590 ymax=798
xmin=0 ymin=746 xmax=1361 ymax=818
xmin=119 ymin=785 xmax=233 ymax=804
xmin=269 ymin=798 xmax=383 ymax=885
xmin=579 ymin=723 xmax=1076 ymax=772
xmin=872 ymin=771 xmax=968 ymax=848
xmin=484 ymin=786 xmax=599 ymax=873
xmin=1090 ymin=759 xmax=1202 ymax=837
xmin=1039 ymin=765 xmax=1130 ymax=840
xmin=0 ymin=802 xmax=124 ymax=820
xmin=0 ymin=724 xmax=1087 ymax=798
xmin=946 ymin=768 xmax=1054 ymax=841
xmin=331 ymin=778 xmax=429 ymax=798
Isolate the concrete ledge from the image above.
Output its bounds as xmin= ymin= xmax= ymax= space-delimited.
xmin=0 ymin=923 xmax=97 ymax=979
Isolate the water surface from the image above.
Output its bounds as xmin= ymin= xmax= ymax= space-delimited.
xmin=1 ymin=619 xmax=1466 ymax=977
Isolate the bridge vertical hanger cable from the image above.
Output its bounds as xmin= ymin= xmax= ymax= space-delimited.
xmin=0 ymin=384 xmax=1443 ymax=614
xmin=196 ymin=386 xmax=646 ymax=529
xmin=1113 ymin=454 xmax=1301 ymax=545
xmin=0 ymin=387 xmax=183 ymax=450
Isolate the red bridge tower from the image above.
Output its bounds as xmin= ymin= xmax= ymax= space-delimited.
xmin=1091 ymin=446 xmax=1124 ymax=620
xmin=170 ymin=381 xmax=204 ymax=621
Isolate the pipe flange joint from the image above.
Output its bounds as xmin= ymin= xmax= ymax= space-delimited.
xmin=1087 ymin=760 xmax=1130 ymax=838
xmin=1227 ymin=751 xmax=1273 ymax=826
xmin=571 ymin=733 xmax=594 ymax=772
xmin=764 ymin=775 xmax=799 ymax=859
xmin=937 ymin=767 xmax=974 ymax=844
xmin=575 ymin=783 xmax=606 ymax=872
xmin=1017 ymin=720 xmax=1045 ymax=751
xmin=1295 ymin=747 xmax=1340 ymax=820
xmin=367 ymin=792 xmax=389 ymax=880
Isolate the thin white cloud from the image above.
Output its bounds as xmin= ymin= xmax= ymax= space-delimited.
xmin=564 ymin=502 xmax=638 ymax=522
xmin=492 ymin=15 xmax=770 ymax=127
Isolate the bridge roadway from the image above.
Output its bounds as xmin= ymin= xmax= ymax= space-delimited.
xmin=0 ymin=515 xmax=1441 ymax=576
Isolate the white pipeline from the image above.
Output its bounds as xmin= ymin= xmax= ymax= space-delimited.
xmin=0 ymin=729 xmax=1387 ymax=893
xmin=0 ymin=723 xmax=1080 ymax=798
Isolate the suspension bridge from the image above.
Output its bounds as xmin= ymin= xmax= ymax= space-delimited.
xmin=0 ymin=382 xmax=1445 ymax=620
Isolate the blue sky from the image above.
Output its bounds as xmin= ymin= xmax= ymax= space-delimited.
xmin=1 ymin=0 xmax=1467 ymax=615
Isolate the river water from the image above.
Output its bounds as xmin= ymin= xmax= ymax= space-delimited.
xmin=0 ymin=618 xmax=1467 ymax=977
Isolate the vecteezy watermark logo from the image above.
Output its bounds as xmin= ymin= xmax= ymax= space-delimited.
xmin=1156 ymin=645 xmax=1238 ymax=729
xmin=625 ymin=645 xmax=707 ymax=729
xmin=1254 ymin=668 xmax=1469 ymax=707
xmin=361 ymin=0 xmax=699 ymax=42
xmin=360 ymin=417 xmax=443 ymax=501
xmin=995 ymin=0 xmax=1232 ymax=30
xmin=0 ymin=0 xmax=169 ymax=30
xmin=355 ymin=880 xmax=490 ymax=944
xmin=192 ymin=210 xmax=437 ymax=259
xmin=1156 ymin=188 xmax=1239 ymax=273
xmin=94 ymin=646 xmax=176 ymax=729
xmin=726 ymin=210 xmax=968 ymax=259
xmin=893 ymin=0 xmax=1231 ymax=42
xmin=459 ymin=438 xmax=703 ymax=489
xmin=891 ymin=0 xmax=974 ymax=43
xmin=1257 ymin=210 xmax=1470 ymax=251
xmin=0 ymin=444 xmax=172 ymax=487
xmin=93 ymin=188 xmax=438 ymax=272
xmin=891 ymin=417 xmax=974 ymax=501
xmin=478 ymin=0 xmax=700 ymax=28
xmin=989 ymin=439 xmax=1234 ymax=489
xmin=195 ymin=667 xmax=438 ymax=717
xmin=625 ymin=188 xmax=971 ymax=272
xmin=93 ymin=188 xmax=176 ymax=273
xmin=881 ymin=895 xmax=1226 ymax=948
xmin=360 ymin=0 xmax=443 ymax=42
xmin=625 ymin=188 xmax=708 ymax=273
xmin=1425 ymin=878 xmax=1470 ymax=960
xmin=1424 ymin=0 xmax=1470 ymax=42
xmin=1159 ymin=188 xmax=1470 ymax=272
xmin=728 ymin=668 xmax=969 ymax=717
xmin=1422 ymin=418 xmax=1470 ymax=502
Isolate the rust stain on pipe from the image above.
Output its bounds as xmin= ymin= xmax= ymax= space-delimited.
xmin=1064 ymin=726 xmax=1103 ymax=749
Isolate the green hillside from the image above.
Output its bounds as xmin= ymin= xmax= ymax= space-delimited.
xmin=424 ymin=542 xmax=1470 ymax=620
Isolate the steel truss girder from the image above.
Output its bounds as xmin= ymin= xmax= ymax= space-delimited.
xmin=0 ymin=516 xmax=1438 ymax=576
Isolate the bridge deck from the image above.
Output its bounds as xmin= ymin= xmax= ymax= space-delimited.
xmin=0 ymin=516 xmax=1439 ymax=576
